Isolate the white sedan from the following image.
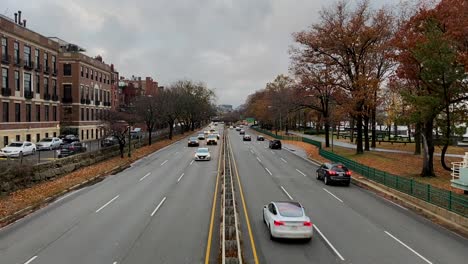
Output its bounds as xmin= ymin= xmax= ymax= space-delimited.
xmin=194 ymin=147 xmax=211 ymax=161
xmin=263 ymin=201 xmax=313 ymax=241
xmin=36 ymin=137 xmax=62 ymax=150
xmin=0 ymin=141 xmax=36 ymax=157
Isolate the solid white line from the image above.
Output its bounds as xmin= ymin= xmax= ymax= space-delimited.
xmin=139 ymin=172 xmax=151 ymax=181
xmin=384 ymin=231 xmax=432 ymax=264
xmin=314 ymin=225 xmax=345 ymax=261
xmin=296 ymin=169 xmax=306 ymax=177
xmin=55 ymin=189 xmax=82 ymax=203
xmin=256 ymin=157 xmax=262 ymax=163
xmin=323 ymin=188 xmax=343 ymax=203
xmin=280 ymin=186 xmax=293 ymax=200
xmin=265 ymin=167 xmax=272 ymax=176
xmin=384 ymin=198 xmax=408 ymax=211
xmin=177 ymin=173 xmax=185 ymax=182
xmin=95 ymin=195 xmax=120 ymax=213
xmin=23 ymin=256 xmax=37 ymax=264
xmin=280 ymin=158 xmax=287 ymax=163
xmin=151 ymin=197 xmax=167 ymax=217
xmin=190 ymin=160 xmax=194 ymax=165
xmin=160 ymin=160 xmax=168 ymax=166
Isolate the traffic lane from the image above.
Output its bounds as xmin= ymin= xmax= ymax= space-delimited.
xmin=246 ymin=135 xmax=436 ymax=264
xmin=0 ymin=135 xmax=193 ymax=264
xmin=228 ymin=131 xmax=340 ymax=264
xmin=28 ymin=137 xmax=203 ymax=264
xmin=256 ymin=135 xmax=468 ymax=264
xmin=119 ymin=139 xmax=222 ymax=264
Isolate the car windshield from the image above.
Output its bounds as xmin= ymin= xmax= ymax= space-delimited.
xmin=8 ymin=143 xmax=23 ymax=147
xmin=276 ymin=202 xmax=303 ymax=217
xmin=40 ymin=138 xmax=53 ymax=142
xmin=197 ymin=148 xmax=209 ymax=153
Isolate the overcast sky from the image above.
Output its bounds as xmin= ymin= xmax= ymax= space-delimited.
xmin=3 ymin=0 xmax=397 ymax=107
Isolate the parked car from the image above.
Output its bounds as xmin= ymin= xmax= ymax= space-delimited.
xmin=207 ymin=135 xmax=218 ymax=145
xmin=194 ymin=147 xmax=211 ymax=161
xmin=36 ymin=137 xmax=62 ymax=150
xmin=61 ymin=134 xmax=80 ymax=144
xmin=198 ymin=133 xmax=206 ymax=140
xmin=0 ymin=141 xmax=36 ymax=157
xmin=131 ymin=128 xmax=143 ymax=139
xmin=269 ymin=139 xmax=282 ymax=149
xmin=263 ymin=201 xmax=313 ymax=241
xmin=316 ymin=163 xmax=351 ymax=186
xmin=188 ymin=137 xmax=200 ymax=147
xmin=239 ymin=129 xmax=245 ymax=135
xmin=57 ymin=142 xmax=87 ymax=158
xmin=257 ymin=135 xmax=265 ymax=141
xmin=243 ymin=135 xmax=251 ymax=141
xmin=101 ymin=136 xmax=119 ymax=147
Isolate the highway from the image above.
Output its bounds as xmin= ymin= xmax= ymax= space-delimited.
xmin=0 ymin=125 xmax=467 ymax=264
xmin=228 ymin=128 xmax=468 ymax=264
xmin=0 ymin=128 xmax=222 ymax=264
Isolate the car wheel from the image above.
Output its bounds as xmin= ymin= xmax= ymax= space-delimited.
xmin=32 ymin=149 xmax=36 ymax=155
xmin=304 ymin=237 xmax=312 ymax=243
xmin=324 ymin=176 xmax=330 ymax=185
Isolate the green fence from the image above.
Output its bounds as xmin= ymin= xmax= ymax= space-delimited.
xmin=252 ymin=127 xmax=468 ymax=217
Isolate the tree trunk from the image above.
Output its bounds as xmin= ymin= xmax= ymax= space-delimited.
xmin=148 ymin=127 xmax=153 ymax=145
xmin=441 ymin=106 xmax=452 ymax=171
xmin=356 ymin=114 xmax=364 ymax=154
xmin=364 ymin=115 xmax=370 ymax=151
xmin=168 ymin=120 xmax=174 ymax=140
xmin=324 ymin=121 xmax=330 ymax=148
xmin=414 ymin=122 xmax=421 ymax=155
xmin=191 ymin=121 xmax=195 ymax=131
xmin=371 ymin=106 xmax=377 ymax=148
xmin=421 ymin=120 xmax=435 ymax=177
xmin=350 ymin=118 xmax=355 ymax=143
xmin=407 ymin=124 xmax=411 ymax=143
xmin=394 ymin=122 xmax=398 ymax=137
xmin=119 ymin=144 xmax=124 ymax=158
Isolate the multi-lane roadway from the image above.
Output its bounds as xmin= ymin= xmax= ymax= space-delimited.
xmin=0 ymin=125 xmax=467 ymax=264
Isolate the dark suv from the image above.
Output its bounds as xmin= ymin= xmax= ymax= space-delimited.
xmin=316 ymin=163 xmax=351 ymax=186
xmin=269 ymin=139 xmax=282 ymax=149
xmin=60 ymin=134 xmax=80 ymax=144
xmin=58 ymin=142 xmax=87 ymax=158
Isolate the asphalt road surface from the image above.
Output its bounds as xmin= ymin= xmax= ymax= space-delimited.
xmin=227 ymin=128 xmax=468 ymax=264
xmin=0 ymin=127 xmax=222 ymax=264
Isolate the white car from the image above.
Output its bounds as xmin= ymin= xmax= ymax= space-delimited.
xmin=36 ymin=137 xmax=62 ymax=150
xmin=263 ymin=201 xmax=313 ymax=241
xmin=194 ymin=147 xmax=211 ymax=161
xmin=0 ymin=141 xmax=36 ymax=157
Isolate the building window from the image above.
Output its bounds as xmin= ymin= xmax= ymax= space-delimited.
xmin=63 ymin=84 xmax=72 ymax=99
xmin=26 ymin=134 xmax=31 ymax=142
xmin=36 ymin=104 xmax=40 ymax=121
xmin=99 ymin=72 xmax=102 ymax=82
xmin=81 ymin=130 xmax=84 ymax=140
xmin=90 ymin=69 xmax=93 ymax=79
xmin=13 ymin=42 xmax=19 ymax=64
xmin=95 ymin=89 xmax=99 ymax=102
xmin=63 ymin=63 xmax=72 ymax=76
xmin=36 ymin=74 xmax=40 ymax=93
xmin=53 ymin=132 xmax=56 ymax=137
xmin=81 ymin=66 xmax=83 ymax=77
xmin=24 ymin=73 xmax=32 ymax=93
xmin=3 ymin=136 xmax=8 ymax=147
xmin=45 ymin=105 xmax=49 ymax=121
xmin=15 ymin=103 xmax=20 ymax=122
xmin=35 ymin=49 xmax=39 ymax=68
xmin=44 ymin=77 xmax=49 ymax=95
xmin=2 ymin=68 xmax=8 ymax=89
xmin=45 ymin=133 xmax=48 ymax=138
xmin=86 ymin=108 xmax=89 ymax=120
xmin=53 ymin=105 xmax=57 ymax=121
xmin=86 ymin=86 xmax=89 ymax=99
xmin=86 ymin=130 xmax=89 ymax=139
xmin=85 ymin=67 xmax=88 ymax=78
xmin=24 ymin=46 xmax=31 ymax=67
xmin=26 ymin=104 xmax=31 ymax=122
xmin=80 ymin=85 xmax=84 ymax=99
xmin=16 ymin=135 xmax=20 ymax=142
xmin=52 ymin=79 xmax=57 ymax=95
xmin=81 ymin=108 xmax=84 ymax=120
xmin=44 ymin=52 xmax=48 ymax=70
xmin=36 ymin=134 xmax=40 ymax=142
xmin=2 ymin=102 xmax=8 ymax=122
xmin=91 ymin=109 xmax=94 ymax=120
xmin=1 ymin=37 xmax=7 ymax=58
xmin=52 ymin=55 xmax=56 ymax=73
xmin=15 ymin=71 xmax=20 ymax=91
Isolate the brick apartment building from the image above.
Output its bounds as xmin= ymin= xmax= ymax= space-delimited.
xmin=0 ymin=12 xmax=60 ymax=147
xmin=52 ymin=38 xmax=116 ymax=141
xmin=118 ymin=76 xmax=161 ymax=109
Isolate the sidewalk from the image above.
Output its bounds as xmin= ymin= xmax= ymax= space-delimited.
xmin=290 ymin=131 xmax=464 ymax=158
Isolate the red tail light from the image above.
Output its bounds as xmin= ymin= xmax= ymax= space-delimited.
xmin=303 ymin=221 xmax=312 ymax=227
xmin=274 ymin=220 xmax=285 ymax=226
xmin=328 ymin=170 xmax=337 ymax=175
xmin=346 ymin=171 xmax=352 ymax=176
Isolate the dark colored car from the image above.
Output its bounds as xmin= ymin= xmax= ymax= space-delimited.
xmin=243 ymin=135 xmax=251 ymax=141
xmin=257 ymin=135 xmax=265 ymax=141
xmin=188 ymin=137 xmax=200 ymax=147
xmin=61 ymin=134 xmax=80 ymax=144
xmin=269 ymin=139 xmax=282 ymax=149
xmin=101 ymin=136 xmax=119 ymax=147
xmin=316 ymin=163 xmax=351 ymax=186
xmin=58 ymin=142 xmax=87 ymax=158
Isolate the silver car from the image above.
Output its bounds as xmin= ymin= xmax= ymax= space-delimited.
xmin=194 ymin=147 xmax=211 ymax=161
xmin=263 ymin=201 xmax=313 ymax=241
xmin=36 ymin=137 xmax=62 ymax=150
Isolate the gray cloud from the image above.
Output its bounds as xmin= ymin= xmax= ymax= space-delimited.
xmin=3 ymin=0 xmax=397 ymax=107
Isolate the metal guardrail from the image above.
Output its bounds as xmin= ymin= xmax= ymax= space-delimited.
xmin=252 ymin=127 xmax=468 ymax=217
xmin=221 ymin=133 xmax=242 ymax=264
